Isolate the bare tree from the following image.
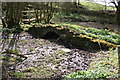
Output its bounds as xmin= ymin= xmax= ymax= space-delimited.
xmin=3 ymin=2 xmax=26 ymax=28
xmin=110 ymin=0 xmax=120 ymax=25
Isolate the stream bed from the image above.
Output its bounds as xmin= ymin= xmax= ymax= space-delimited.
xmin=1 ymin=32 xmax=101 ymax=78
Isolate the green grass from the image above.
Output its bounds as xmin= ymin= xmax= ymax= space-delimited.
xmin=29 ymin=47 xmax=34 ymax=52
xmin=66 ymin=48 xmax=118 ymax=78
xmin=25 ymin=23 xmax=120 ymax=45
xmin=11 ymin=72 xmax=25 ymax=78
xmin=57 ymin=10 xmax=115 ymax=24
xmin=57 ymin=23 xmax=120 ymax=45
xmin=80 ymin=0 xmax=115 ymax=11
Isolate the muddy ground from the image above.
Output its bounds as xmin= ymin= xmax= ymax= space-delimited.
xmin=0 ymin=32 xmax=102 ymax=79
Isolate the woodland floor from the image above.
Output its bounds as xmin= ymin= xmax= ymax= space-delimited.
xmin=74 ymin=22 xmax=120 ymax=32
xmin=0 ymin=32 xmax=104 ymax=79
xmin=0 ymin=19 xmax=119 ymax=79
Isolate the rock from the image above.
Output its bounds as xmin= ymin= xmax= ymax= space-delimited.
xmin=61 ymin=48 xmax=71 ymax=53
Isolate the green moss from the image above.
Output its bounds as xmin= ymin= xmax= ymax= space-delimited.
xmin=92 ymin=39 xmax=117 ymax=48
xmin=0 ymin=57 xmax=6 ymax=60
xmin=12 ymin=72 xmax=25 ymax=78
xmin=41 ymin=50 xmax=45 ymax=53
xmin=27 ymin=23 xmax=120 ymax=49
xmin=13 ymin=57 xmax=23 ymax=62
xmin=23 ymin=67 xmax=37 ymax=72
xmin=55 ymin=59 xmax=61 ymax=63
xmin=39 ymin=42 xmax=44 ymax=45
xmin=66 ymin=49 xmax=118 ymax=78
xmin=8 ymin=49 xmax=19 ymax=53
xmin=19 ymin=40 xmax=27 ymax=44
xmin=57 ymin=50 xmax=65 ymax=54
xmin=29 ymin=47 xmax=34 ymax=52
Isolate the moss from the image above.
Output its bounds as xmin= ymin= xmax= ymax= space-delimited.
xmin=45 ymin=55 xmax=51 ymax=58
xmin=39 ymin=42 xmax=44 ymax=45
xmin=29 ymin=47 xmax=34 ymax=52
xmin=75 ymin=34 xmax=93 ymax=40
xmin=24 ymin=70 xmax=54 ymax=78
xmin=27 ymin=23 xmax=119 ymax=50
xmin=55 ymin=58 xmax=61 ymax=62
xmin=8 ymin=57 xmax=22 ymax=62
xmin=9 ymin=57 xmax=16 ymax=62
xmin=23 ymin=65 xmax=57 ymax=78
xmin=66 ymin=49 xmax=118 ymax=78
xmin=23 ymin=67 xmax=37 ymax=72
xmin=74 ymin=34 xmax=117 ymax=49
xmin=8 ymin=49 xmax=19 ymax=53
xmin=92 ymin=39 xmax=117 ymax=48
xmin=19 ymin=40 xmax=27 ymax=44
xmin=0 ymin=57 xmax=8 ymax=60
xmin=41 ymin=50 xmax=45 ymax=53
xmin=13 ymin=57 xmax=23 ymax=62
xmin=23 ymin=28 xmax=29 ymax=31
xmin=34 ymin=39 xmax=38 ymax=42
xmin=57 ymin=50 xmax=65 ymax=54
xmin=12 ymin=72 xmax=25 ymax=78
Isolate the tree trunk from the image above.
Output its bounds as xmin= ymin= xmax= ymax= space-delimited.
xmin=5 ymin=2 xmax=25 ymax=28
xmin=35 ymin=9 xmax=39 ymax=22
xmin=116 ymin=1 xmax=120 ymax=25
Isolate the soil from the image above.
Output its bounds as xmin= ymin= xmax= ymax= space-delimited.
xmin=1 ymin=32 xmax=101 ymax=79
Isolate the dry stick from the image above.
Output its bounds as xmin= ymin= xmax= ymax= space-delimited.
xmin=96 ymin=33 xmax=103 ymax=51
xmin=56 ymin=34 xmax=65 ymax=42
xmin=98 ymin=41 xmax=102 ymax=51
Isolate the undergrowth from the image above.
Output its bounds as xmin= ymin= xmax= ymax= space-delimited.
xmin=57 ymin=23 xmax=120 ymax=45
xmin=66 ymin=48 xmax=118 ymax=79
xmin=22 ymin=23 xmax=120 ymax=45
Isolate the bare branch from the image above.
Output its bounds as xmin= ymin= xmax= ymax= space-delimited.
xmin=109 ymin=0 xmax=118 ymax=9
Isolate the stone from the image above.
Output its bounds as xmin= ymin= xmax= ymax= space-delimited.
xmin=61 ymin=48 xmax=71 ymax=53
